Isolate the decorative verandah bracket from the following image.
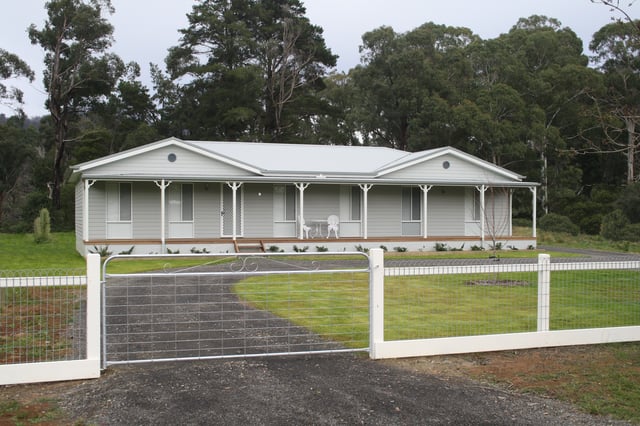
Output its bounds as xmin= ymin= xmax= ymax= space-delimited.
xmin=295 ymin=183 xmax=310 ymax=240
xmin=226 ymin=182 xmax=243 ymax=241
xmin=418 ymin=185 xmax=433 ymax=239
xmin=475 ymin=184 xmax=488 ymax=248
xmin=82 ymin=179 xmax=96 ymax=242
xmin=154 ymin=179 xmax=172 ymax=252
xmin=358 ymin=184 xmax=373 ymax=239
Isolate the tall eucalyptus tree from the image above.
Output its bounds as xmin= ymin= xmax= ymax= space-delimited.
xmin=589 ymin=20 xmax=640 ymax=184
xmin=29 ymin=0 xmax=124 ymax=208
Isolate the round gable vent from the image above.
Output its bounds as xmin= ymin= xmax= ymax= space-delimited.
xmin=168 ymin=153 xmax=177 ymax=162
xmin=442 ymin=160 xmax=450 ymax=169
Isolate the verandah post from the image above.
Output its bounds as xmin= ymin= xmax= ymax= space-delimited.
xmin=537 ymin=253 xmax=551 ymax=332
xmin=369 ymin=248 xmax=384 ymax=359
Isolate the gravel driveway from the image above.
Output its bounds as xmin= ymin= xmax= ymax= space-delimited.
xmin=53 ymin=353 xmax=629 ymax=425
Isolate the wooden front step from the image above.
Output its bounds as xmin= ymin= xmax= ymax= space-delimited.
xmin=233 ymin=240 xmax=266 ymax=253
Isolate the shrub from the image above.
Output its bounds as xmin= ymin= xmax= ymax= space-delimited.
xmin=393 ymin=246 xmax=407 ymax=252
xmin=315 ymin=245 xmax=328 ymax=252
xmin=512 ymin=218 xmax=532 ymax=227
xmin=539 ymin=213 xmax=579 ymax=236
xmin=119 ymin=246 xmax=135 ymax=255
xmin=578 ymin=213 xmax=602 ymax=236
xmin=600 ymin=209 xmax=629 ymax=241
xmin=434 ymin=242 xmax=448 ymax=252
xmin=488 ymin=242 xmax=502 ymax=251
xmin=190 ymin=247 xmax=210 ymax=254
xmin=33 ymin=208 xmax=51 ymax=244
xmin=292 ymin=245 xmax=308 ymax=252
xmin=622 ymin=223 xmax=640 ymax=242
xmin=267 ymin=245 xmax=283 ymax=252
xmin=90 ymin=245 xmax=112 ymax=257
xmin=616 ymin=182 xmax=640 ymax=223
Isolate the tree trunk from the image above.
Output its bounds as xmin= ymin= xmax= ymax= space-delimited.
xmin=626 ymin=118 xmax=636 ymax=184
xmin=50 ymin=102 xmax=67 ymax=210
xmin=540 ymin=137 xmax=549 ymax=214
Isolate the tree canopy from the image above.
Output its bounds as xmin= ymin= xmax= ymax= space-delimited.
xmin=2 ymin=1 xmax=640 ymax=240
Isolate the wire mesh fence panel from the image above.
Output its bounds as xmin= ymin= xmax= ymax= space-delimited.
xmin=384 ymin=263 xmax=538 ymax=340
xmin=103 ymin=253 xmax=370 ymax=365
xmin=550 ymin=261 xmax=640 ymax=330
xmin=0 ymin=269 xmax=87 ymax=365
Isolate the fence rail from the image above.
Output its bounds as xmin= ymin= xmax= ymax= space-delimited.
xmin=370 ymin=250 xmax=640 ymax=359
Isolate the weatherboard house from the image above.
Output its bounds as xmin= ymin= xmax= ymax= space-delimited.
xmin=70 ymin=137 xmax=538 ymax=255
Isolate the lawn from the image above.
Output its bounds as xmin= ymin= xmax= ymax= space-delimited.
xmin=234 ymin=269 xmax=640 ymax=344
xmin=0 ymin=232 xmax=234 ymax=274
xmin=0 ymin=233 xmax=84 ymax=270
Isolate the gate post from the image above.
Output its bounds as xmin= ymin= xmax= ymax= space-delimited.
xmin=369 ymin=248 xmax=384 ymax=359
xmin=537 ymin=254 xmax=551 ymax=332
xmin=86 ymin=253 xmax=102 ymax=375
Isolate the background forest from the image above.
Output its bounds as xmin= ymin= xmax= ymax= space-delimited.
xmin=1 ymin=0 xmax=639 ymax=244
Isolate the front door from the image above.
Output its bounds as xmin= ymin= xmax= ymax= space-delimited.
xmin=221 ymin=183 xmax=243 ymax=237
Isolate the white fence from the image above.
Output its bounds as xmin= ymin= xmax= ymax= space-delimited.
xmin=369 ymin=249 xmax=640 ymax=359
xmin=2 ymin=249 xmax=640 ymax=384
xmin=0 ymin=254 xmax=101 ymax=385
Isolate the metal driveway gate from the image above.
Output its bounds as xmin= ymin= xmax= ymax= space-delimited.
xmin=102 ymin=252 xmax=370 ymax=367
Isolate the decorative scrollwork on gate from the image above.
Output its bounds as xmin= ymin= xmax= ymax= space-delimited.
xmin=229 ymin=255 xmax=261 ymax=273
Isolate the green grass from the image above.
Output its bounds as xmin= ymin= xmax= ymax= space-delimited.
xmin=0 ymin=233 xmax=84 ymax=270
xmin=234 ymin=273 xmax=370 ymax=347
xmin=0 ymin=398 xmax=63 ymax=425
xmin=234 ymin=269 xmax=640 ymax=345
xmin=538 ymin=229 xmax=640 ymax=253
xmin=0 ymin=232 xmax=236 ymax=273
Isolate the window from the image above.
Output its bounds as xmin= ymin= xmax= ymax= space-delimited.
xmin=274 ymin=185 xmax=297 ymax=221
xmin=402 ymin=187 xmax=421 ymax=221
xmin=181 ymin=184 xmax=193 ymax=221
xmin=168 ymin=183 xmax=194 ymax=222
xmin=119 ymin=183 xmax=132 ymax=221
xmin=107 ymin=182 xmax=132 ymax=221
xmin=472 ymin=190 xmax=481 ymax=221
xmin=284 ymin=185 xmax=296 ymax=221
xmin=350 ymin=186 xmax=361 ymax=221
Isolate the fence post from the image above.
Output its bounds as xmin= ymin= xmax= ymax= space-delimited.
xmin=369 ymin=248 xmax=384 ymax=359
xmin=537 ymin=253 xmax=550 ymax=332
xmin=86 ymin=253 xmax=102 ymax=370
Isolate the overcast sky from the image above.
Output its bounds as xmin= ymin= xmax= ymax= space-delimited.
xmin=1 ymin=0 xmax=636 ymax=117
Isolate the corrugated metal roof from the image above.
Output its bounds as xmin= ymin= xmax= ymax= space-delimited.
xmin=185 ymin=140 xmax=411 ymax=175
xmin=70 ymin=138 xmax=534 ymax=186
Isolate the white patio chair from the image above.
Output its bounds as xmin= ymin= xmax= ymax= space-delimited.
xmin=299 ymin=216 xmax=311 ymax=239
xmin=327 ymin=215 xmax=339 ymax=239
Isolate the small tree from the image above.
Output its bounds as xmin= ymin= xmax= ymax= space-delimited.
xmin=33 ymin=208 xmax=51 ymax=243
xmin=600 ymin=209 xmax=630 ymax=241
